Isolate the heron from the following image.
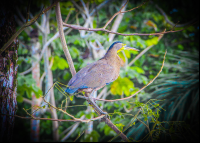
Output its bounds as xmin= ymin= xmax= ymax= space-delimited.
xmin=65 ymin=41 xmax=139 ymax=114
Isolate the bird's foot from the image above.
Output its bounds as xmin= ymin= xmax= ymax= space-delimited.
xmin=87 ymin=97 xmax=109 ymax=117
xmin=99 ymin=112 xmax=110 ymax=122
xmin=74 ymin=94 xmax=88 ymax=100
xmin=100 ymin=110 xmax=108 ymax=115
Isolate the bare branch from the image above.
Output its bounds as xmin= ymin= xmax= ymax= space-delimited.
xmin=128 ymin=29 xmax=166 ymax=67
xmin=55 ymin=2 xmax=76 ymax=76
xmin=0 ymin=113 xmax=83 ymax=122
xmin=61 ymin=115 xmax=86 ymax=141
xmin=39 ymin=57 xmax=54 ymax=88
xmin=103 ymin=0 xmax=128 ymax=29
xmin=71 ymin=0 xmax=85 ymax=14
xmin=103 ymin=0 xmax=149 ymax=29
xmin=63 ymin=20 xmax=198 ymax=36
xmin=23 ymin=98 xmax=32 ymax=104
xmin=64 ymin=9 xmax=72 ymax=23
xmin=42 ymin=95 xmax=106 ymax=122
xmin=108 ymin=0 xmax=127 ymax=42
xmin=19 ymin=27 xmax=70 ymax=76
xmin=30 ymin=13 xmax=45 ymax=34
xmin=89 ymin=0 xmax=111 ymax=16
xmin=122 ymin=0 xmax=149 ymax=13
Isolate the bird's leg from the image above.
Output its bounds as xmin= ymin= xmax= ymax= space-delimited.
xmin=74 ymin=94 xmax=88 ymax=100
xmin=88 ymin=90 xmax=107 ymax=115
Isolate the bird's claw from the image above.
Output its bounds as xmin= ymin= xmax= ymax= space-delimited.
xmin=99 ymin=112 xmax=110 ymax=122
xmin=74 ymin=94 xmax=88 ymax=100
xmin=100 ymin=111 xmax=110 ymax=119
xmin=100 ymin=111 xmax=108 ymax=115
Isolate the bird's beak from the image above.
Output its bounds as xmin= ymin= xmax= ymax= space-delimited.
xmin=124 ymin=45 xmax=139 ymax=51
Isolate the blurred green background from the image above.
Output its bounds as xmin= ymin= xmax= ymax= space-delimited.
xmin=11 ymin=0 xmax=199 ymax=142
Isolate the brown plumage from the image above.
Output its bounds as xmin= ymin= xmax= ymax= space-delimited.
xmin=65 ymin=41 xmax=138 ymax=94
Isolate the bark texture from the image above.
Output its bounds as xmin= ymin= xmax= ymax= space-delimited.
xmin=0 ymin=2 xmax=18 ymax=142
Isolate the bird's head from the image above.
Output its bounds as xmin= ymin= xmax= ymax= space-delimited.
xmin=108 ymin=41 xmax=139 ymax=53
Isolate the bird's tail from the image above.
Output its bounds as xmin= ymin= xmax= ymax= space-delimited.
xmin=65 ymin=87 xmax=78 ymax=94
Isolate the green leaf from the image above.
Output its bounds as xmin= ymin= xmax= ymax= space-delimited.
xmin=82 ymin=130 xmax=100 ymax=142
xmin=115 ymin=123 xmax=125 ymax=131
xmin=131 ymin=66 xmax=145 ymax=74
xmin=178 ymin=44 xmax=184 ymax=50
xmin=69 ymin=96 xmax=74 ymax=101
xmin=58 ymin=58 xmax=69 ymax=70
xmin=111 ymin=77 xmax=134 ymax=96
xmin=16 ymin=95 xmax=23 ymax=103
xmin=145 ymin=37 xmax=159 ymax=47
xmin=85 ymin=113 xmax=92 ymax=119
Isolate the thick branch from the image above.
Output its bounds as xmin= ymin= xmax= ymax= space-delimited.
xmin=55 ymin=2 xmax=76 ymax=76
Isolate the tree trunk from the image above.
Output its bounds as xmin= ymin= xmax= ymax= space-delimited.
xmin=30 ymin=29 xmax=42 ymax=141
xmin=0 ymin=2 xmax=18 ymax=142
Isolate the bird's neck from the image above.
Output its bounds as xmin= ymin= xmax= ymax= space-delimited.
xmin=103 ymin=48 xmax=123 ymax=66
xmin=104 ymin=48 xmax=117 ymax=59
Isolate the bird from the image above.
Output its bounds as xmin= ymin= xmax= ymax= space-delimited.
xmin=65 ymin=41 xmax=139 ymax=114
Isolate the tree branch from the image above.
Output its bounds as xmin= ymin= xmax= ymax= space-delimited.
xmin=0 ymin=113 xmax=84 ymax=122
xmin=19 ymin=27 xmax=70 ymax=76
xmin=108 ymin=0 xmax=128 ymax=42
xmin=102 ymin=0 xmax=129 ymax=29
xmin=63 ymin=20 xmax=198 ymax=36
xmin=55 ymin=2 xmax=129 ymax=141
xmin=89 ymin=0 xmax=111 ymax=16
xmin=55 ymin=2 xmax=76 ymax=76
xmin=128 ymin=29 xmax=166 ymax=67
xmin=0 ymin=1 xmax=59 ymax=54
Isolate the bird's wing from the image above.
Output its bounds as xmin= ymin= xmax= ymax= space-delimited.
xmin=68 ymin=60 xmax=115 ymax=89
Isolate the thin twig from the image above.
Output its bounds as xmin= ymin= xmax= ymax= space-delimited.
xmin=19 ymin=27 xmax=70 ymax=75
xmin=108 ymin=0 xmax=128 ymax=42
xmin=64 ymin=9 xmax=72 ymax=23
xmin=26 ymin=0 xmax=31 ymax=23
xmin=61 ymin=114 xmax=86 ymax=141
xmin=23 ymin=98 xmax=32 ymax=104
xmin=0 ymin=113 xmax=81 ymax=122
xmin=128 ymin=29 xmax=166 ymax=67
xmin=137 ymin=117 xmax=153 ymax=142
xmin=103 ymin=0 xmax=128 ymax=29
xmin=63 ymin=20 xmax=198 ymax=36
xmin=42 ymin=96 xmax=106 ymax=122
xmin=103 ymin=0 xmax=149 ymax=29
xmin=89 ymin=0 xmax=111 ymax=16
xmin=70 ymin=0 xmax=85 ymax=14
xmin=30 ymin=13 xmax=45 ymax=34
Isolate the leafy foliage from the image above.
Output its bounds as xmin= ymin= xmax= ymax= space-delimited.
xmin=126 ymin=50 xmax=199 ymax=141
xmin=13 ymin=0 xmax=199 ymax=142
xmin=17 ymin=74 xmax=42 ymax=102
